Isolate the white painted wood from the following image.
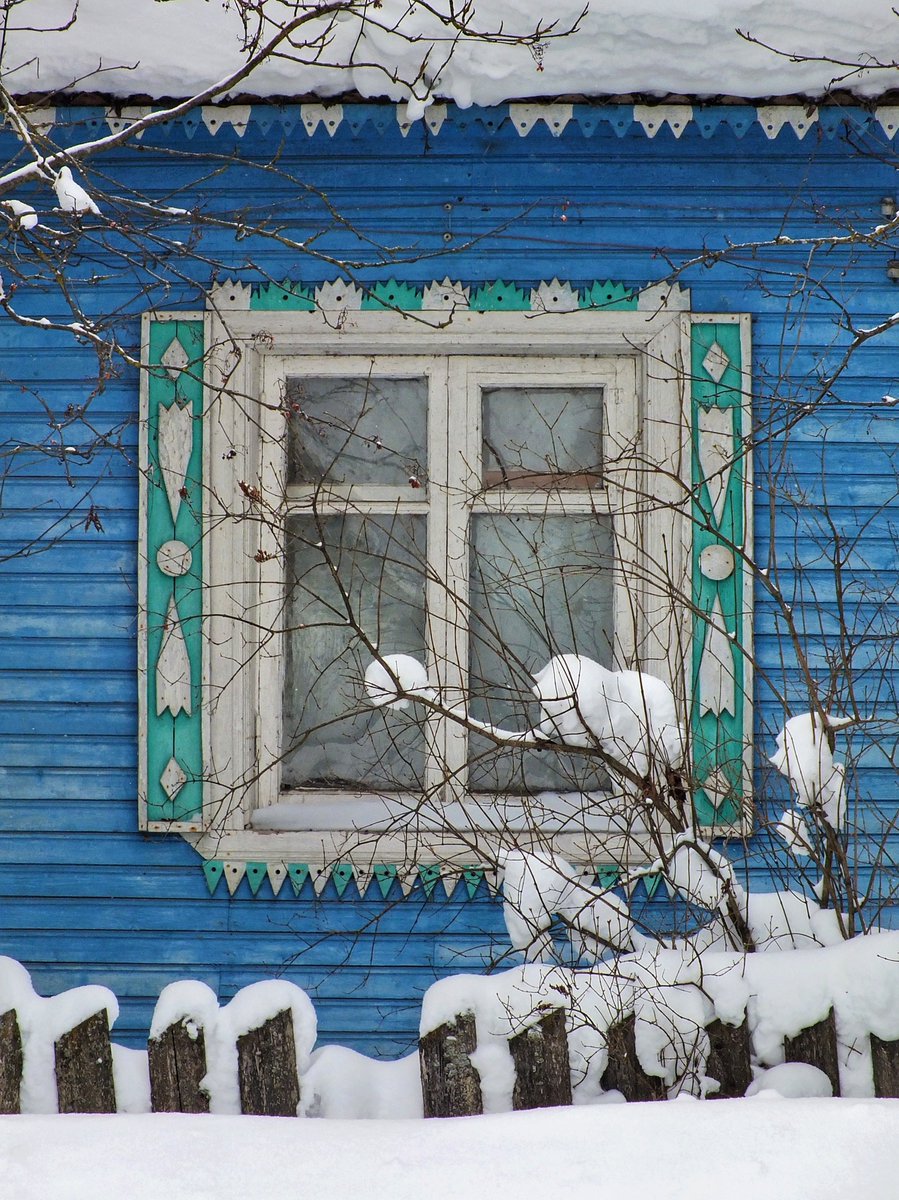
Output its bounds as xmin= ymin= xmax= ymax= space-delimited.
xmin=157 ymin=399 xmax=194 ymax=524
xmin=633 ymin=104 xmax=693 ymax=139
xmin=698 ymin=594 xmax=736 ymax=717
xmin=156 ymin=596 xmax=192 ymax=717
xmin=697 ymin=404 xmax=734 ymax=525
xmin=189 ymin=306 xmax=727 ymax=862
xmin=421 ymin=278 xmax=469 ymax=309
xmin=530 ymin=279 xmax=580 ymax=313
xmin=508 ymin=103 xmax=573 ymax=137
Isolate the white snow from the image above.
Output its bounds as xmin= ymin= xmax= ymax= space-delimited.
xmin=531 ymin=654 xmax=684 ymax=782
xmin=771 ymin=712 xmax=847 ymax=826
xmin=3 ymin=0 xmax=899 ymax=104
xmin=0 ymin=956 xmax=118 ymax=1114
xmin=746 ymin=1062 xmax=834 ymax=1098
xmin=500 ymin=849 xmax=633 ymax=963
xmin=2 ymin=1101 xmax=898 ymax=1200
xmin=151 ymin=979 xmax=317 ymax=1114
xmin=364 ymin=653 xmax=435 ymax=710
xmin=0 ymin=199 xmax=37 ymax=229
xmin=52 ymin=166 xmax=101 ymax=216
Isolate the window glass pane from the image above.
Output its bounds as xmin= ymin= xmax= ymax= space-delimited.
xmin=482 ymin=386 xmax=603 ymax=489
xmin=286 ymin=376 xmax=428 ymax=490
xmin=468 ymin=513 xmax=614 ymax=792
xmin=282 ymin=514 xmax=427 ymax=790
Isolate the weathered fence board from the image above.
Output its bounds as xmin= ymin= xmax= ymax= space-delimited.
xmin=601 ymin=1014 xmax=666 ymax=1102
xmin=54 ymin=1010 xmax=116 ymax=1113
xmin=148 ymin=1019 xmax=210 ymax=1113
xmin=420 ymin=1011 xmax=483 ymax=1118
xmin=783 ymin=1008 xmax=841 ymax=1096
xmin=237 ymin=1010 xmax=300 ymax=1117
xmin=870 ymin=1033 xmax=899 ymax=1098
xmin=510 ymin=1008 xmax=572 ymax=1110
xmin=705 ymin=1017 xmax=752 ymax=1099
xmin=0 ymin=1010 xmax=23 ymax=1114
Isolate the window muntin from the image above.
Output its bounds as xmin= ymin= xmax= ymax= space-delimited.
xmin=254 ymin=354 xmax=638 ymax=820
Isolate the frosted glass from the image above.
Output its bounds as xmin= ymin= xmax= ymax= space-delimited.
xmin=286 ymin=375 xmax=428 ymax=489
xmin=282 ymin=514 xmax=427 ymax=790
xmin=468 ymin=513 xmax=614 ymax=792
xmin=482 ymin=385 xmax=603 ymax=488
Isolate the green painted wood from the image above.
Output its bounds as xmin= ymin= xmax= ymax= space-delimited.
xmin=469 ymin=280 xmax=530 ymax=311
xmin=418 ymin=864 xmax=442 ymax=898
xmin=595 ymin=865 xmax=621 ymax=889
xmin=690 ymin=319 xmax=746 ymax=827
xmin=145 ymin=318 xmax=205 ymax=825
xmin=580 ymin=280 xmax=637 ymax=310
xmin=462 ymin=867 xmax=484 ymax=899
xmin=202 ymin=860 xmax=225 ymax=894
xmin=287 ymin=863 xmax=310 ymax=895
xmin=245 ymin=863 xmax=267 ymax=895
xmin=374 ymin=864 xmax=398 ymax=898
xmin=251 ymin=279 xmax=315 ymax=310
xmin=361 ymin=280 xmax=424 ymax=310
xmin=332 ymin=863 xmax=354 ymax=897
xmin=643 ymin=873 xmax=662 ymax=900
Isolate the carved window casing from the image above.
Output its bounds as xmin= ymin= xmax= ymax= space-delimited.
xmin=139 ymin=297 xmax=752 ymax=879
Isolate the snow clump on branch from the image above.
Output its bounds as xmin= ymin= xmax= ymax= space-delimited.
xmin=53 ymin=167 xmax=101 ymax=217
xmin=770 ymin=711 xmax=847 ymax=827
xmin=531 ymin=654 xmax=685 ymax=779
xmin=364 ymin=653 xmax=436 ymax=710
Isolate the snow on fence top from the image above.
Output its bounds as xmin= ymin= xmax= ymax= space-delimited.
xmin=4 ymin=0 xmax=899 ymax=105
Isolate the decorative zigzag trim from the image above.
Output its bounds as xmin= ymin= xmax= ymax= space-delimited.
xmin=207 ymin=276 xmax=689 ymax=313
xmin=37 ymin=102 xmax=898 ymax=142
xmin=200 ymin=860 xmax=635 ymax=901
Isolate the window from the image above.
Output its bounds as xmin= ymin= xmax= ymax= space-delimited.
xmin=140 ymin=301 xmax=752 ymax=872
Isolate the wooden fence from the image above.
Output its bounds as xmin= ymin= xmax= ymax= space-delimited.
xmin=2 ymin=999 xmax=899 ymax=1116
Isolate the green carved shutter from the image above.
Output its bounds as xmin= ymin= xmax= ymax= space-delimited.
xmin=139 ymin=314 xmax=206 ymax=831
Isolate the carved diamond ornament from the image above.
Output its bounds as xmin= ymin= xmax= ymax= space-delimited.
xmin=160 ymin=335 xmax=189 ymax=379
xmin=702 ymin=340 xmax=731 ymax=383
xmin=160 ymin=756 xmax=188 ymax=801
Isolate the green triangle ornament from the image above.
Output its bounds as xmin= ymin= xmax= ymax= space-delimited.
xmin=202 ymin=860 xmax=225 ymax=895
xmin=374 ymin=864 xmax=398 ymax=899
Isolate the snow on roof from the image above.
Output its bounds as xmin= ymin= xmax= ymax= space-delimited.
xmin=4 ymin=0 xmax=899 ymax=106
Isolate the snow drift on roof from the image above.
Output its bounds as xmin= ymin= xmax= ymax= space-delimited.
xmin=3 ymin=0 xmax=899 ymax=105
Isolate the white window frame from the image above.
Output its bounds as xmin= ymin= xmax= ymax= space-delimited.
xmin=183 ymin=305 xmax=698 ymax=869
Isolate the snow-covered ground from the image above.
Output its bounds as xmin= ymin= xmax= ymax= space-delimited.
xmin=1 ymin=1101 xmax=896 ymax=1200
xmin=3 ymin=0 xmax=899 ymax=103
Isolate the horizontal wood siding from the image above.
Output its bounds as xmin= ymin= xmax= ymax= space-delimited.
xmin=1 ymin=107 xmax=897 ymax=1051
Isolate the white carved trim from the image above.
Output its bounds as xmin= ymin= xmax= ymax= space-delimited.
xmin=160 ymin=756 xmax=188 ymax=801
xmin=756 ymin=105 xmax=818 ymax=140
xmin=876 ymin=107 xmax=899 ymax=138
xmin=313 ymin=278 xmax=363 ymax=309
xmin=421 ymin=278 xmax=470 ymax=309
xmin=697 ymin=405 xmax=733 ymax=525
xmin=157 ymin=399 xmax=194 ymax=524
xmin=701 ymin=340 xmax=730 ymax=384
xmin=633 ymin=104 xmax=693 ymax=139
xmin=508 ymin=103 xmax=573 ymax=137
xmin=698 ymin=595 xmax=736 ymax=717
xmin=208 ymin=279 xmax=252 ymax=310
xmin=301 ymin=103 xmax=344 ymax=137
xmin=425 ymin=104 xmax=447 ymax=135
xmin=105 ymin=106 xmax=150 ymax=136
xmin=224 ymin=861 xmax=247 ymax=895
xmin=267 ymin=863 xmax=288 ymax=896
xmin=161 ymin=336 xmax=189 ymax=378
xmin=531 ymin=278 xmax=580 ymax=312
xmin=156 ymin=595 xmax=192 ymax=717
xmin=201 ymin=105 xmax=252 ymax=136
xmin=637 ymin=282 xmax=691 ymax=311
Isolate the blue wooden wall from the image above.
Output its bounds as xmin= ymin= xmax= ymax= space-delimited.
xmin=1 ymin=103 xmax=898 ymax=1052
